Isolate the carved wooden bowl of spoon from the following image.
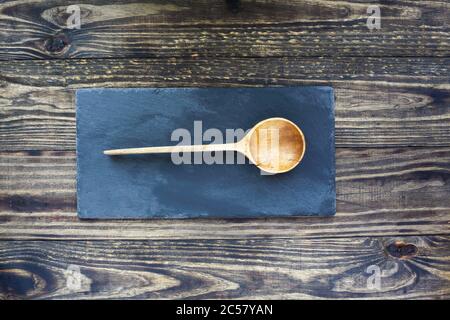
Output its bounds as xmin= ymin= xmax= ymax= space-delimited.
xmin=104 ymin=117 xmax=306 ymax=174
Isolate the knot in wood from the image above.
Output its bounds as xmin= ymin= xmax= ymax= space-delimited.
xmin=44 ymin=33 xmax=69 ymax=54
xmin=386 ymin=241 xmax=418 ymax=259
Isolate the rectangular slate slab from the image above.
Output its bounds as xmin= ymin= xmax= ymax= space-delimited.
xmin=76 ymin=87 xmax=335 ymax=219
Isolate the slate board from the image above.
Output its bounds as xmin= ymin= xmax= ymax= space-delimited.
xmin=76 ymin=87 xmax=335 ymax=219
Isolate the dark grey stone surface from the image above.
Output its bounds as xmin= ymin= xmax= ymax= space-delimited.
xmin=76 ymin=87 xmax=335 ymax=219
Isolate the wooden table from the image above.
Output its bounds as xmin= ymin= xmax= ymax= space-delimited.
xmin=0 ymin=0 xmax=449 ymax=299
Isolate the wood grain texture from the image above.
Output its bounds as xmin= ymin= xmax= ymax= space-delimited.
xmin=1 ymin=57 xmax=449 ymax=150
xmin=2 ymin=56 xmax=449 ymax=87
xmin=1 ymin=0 xmax=449 ymax=300
xmin=1 ymin=147 xmax=449 ymax=240
xmin=0 ymin=0 xmax=448 ymax=60
xmin=0 ymin=236 xmax=449 ymax=299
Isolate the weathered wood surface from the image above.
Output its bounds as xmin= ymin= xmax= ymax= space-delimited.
xmin=2 ymin=57 xmax=449 ymax=87
xmin=1 ymin=0 xmax=449 ymax=300
xmin=0 ymin=147 xmax=449 ymax=240
xmin=0 ymin=236 xmax=448 ymax=299
xmin=0 ymin=0 xmax=448 ymax=60
xmin=1 ymin=57 xmax=449 ymax=150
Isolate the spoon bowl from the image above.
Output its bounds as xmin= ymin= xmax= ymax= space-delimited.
xmin=244 ymin=118 xmax=306 ymax=174
xmin=104 ymin=117 xmax=306 ymax=174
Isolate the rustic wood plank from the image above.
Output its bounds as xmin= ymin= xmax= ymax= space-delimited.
xmin=2 ymin=57 xmax=449 ymax=88
xmin=1 ymin=57 xmax=449 ymax=150
xmin=0 ymin=0 xmax=448 ymax=60
xmin=0 ymin=236 xmax=448 ymax=299
xmin=0 ymin=147 xmax=448 ymax=240
xmin=1 ymin=0 xmax=447 ymax=302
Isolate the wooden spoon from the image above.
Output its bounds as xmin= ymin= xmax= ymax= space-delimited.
xmin=104 ymin=117 xmax=306 ymax=174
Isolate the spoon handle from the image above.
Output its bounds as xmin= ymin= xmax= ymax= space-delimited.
xmin=104 ymin=143 xmax=238 ymax=155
